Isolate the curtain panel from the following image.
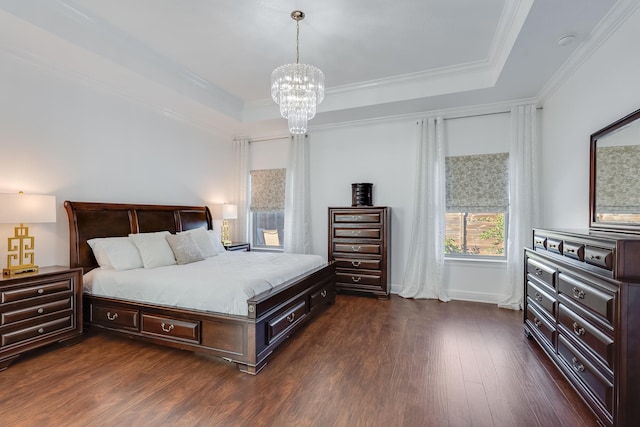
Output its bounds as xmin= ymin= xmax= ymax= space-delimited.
xmin=284 ymin=134 xmax=312 ymax=254
xmin=445 ymin=153 xmax=509 ymax=212
xmin=250 ymin=169 xmax=286 ymax=212
xmin=232 ymin=139 xmax=250 ymax=242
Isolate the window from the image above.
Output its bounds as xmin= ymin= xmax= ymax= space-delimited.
xmin=445 ymin=153 xmax=508 ymax=258
xmin=250 ymin=168 xmax=286 ymax=251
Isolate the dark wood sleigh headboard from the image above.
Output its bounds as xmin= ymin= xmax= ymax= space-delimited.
xmin=64 ymin=201 xmax=213 ymax=273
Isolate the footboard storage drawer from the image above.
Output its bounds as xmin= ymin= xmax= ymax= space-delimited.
xmin=91 ymin=303 xmax=139 ymax=331
xmin=526 ymin=228 xmax=640 ymax=427
xmin=329 ymin=207 xmax=390 ymax=298
xmin=141 ymin=314 xmax=200 ymax=344
xmin=266 ymin=300 xmax=306 ymax=345
xmin=0 ymin=267 xmax=83 ymax=371
xmin=310 ymin=280 xmax=335 ymax=311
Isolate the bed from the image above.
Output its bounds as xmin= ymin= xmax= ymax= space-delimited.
xmin=64 ymin=201 xmax=336 ymax=374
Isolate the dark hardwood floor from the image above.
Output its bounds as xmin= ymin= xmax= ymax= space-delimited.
xmin=0 ymin=296 xmax=598 ymax=427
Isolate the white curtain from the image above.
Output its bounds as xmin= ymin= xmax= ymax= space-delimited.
xmin=283 ymin=134 xmax=312 ymax=254
xmin=500 ymin=104 xmax=540 ymax=310
xmin=232 ymin=138 xmax=250 ymax=242
xmin=400 ymin=118 xmax=450 ymax=301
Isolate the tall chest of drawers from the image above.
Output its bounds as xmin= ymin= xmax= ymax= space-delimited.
xmin=524 ymin=228 xmax=640 ymax=427
xmin=328 ymin=207 xmax=390 ymax=299
xmin=0 ymin=266 xmax=83 ymax=370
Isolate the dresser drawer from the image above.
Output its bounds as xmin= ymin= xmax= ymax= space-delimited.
xmin=2 ymin=316 xmax=72 ymax=347
xmin=1 ymin=298 xmax=72 ymax=326
xmin=558 ymin=273 xmax=614 ymax=324
xmin=526 ymin=258 xmax=556 ymax=290
xmin=267 ymin=300 xmax=306 ymax=344
xmin=558 ymin=305 xmax=613 ymax=369
xmin=91 ymin=304 xmax=139 ymax=331
xmin=546 ymin=238 xmax=563 ymax=255
xmin=525 ymin=303 xmax=555 ymax=348
xmin=333 ymin=212 xmax=382 ymax=224
xmin=333 ymin=227 xmax=381 ymax=239
xmin=563 ymin=241 xmax=585 ymax=261
xmin=557 ymin=335 xmax=613 ymax=414
xmin=533 ymin=234 xmax=547 ymax=249
xmin=334 ymin=243 xmax=381 ymax=255
xmin=1 ymin=280 xmax=72 ymax=304
xmin=142 ymin=314 xmax=200 ymax=344
xmin=526 ymin=280 xmax=556 ymax=317
xmin=334 ymin=257 xmax=381 ymax=271
xmin=584 ymin=246 xmax=614 ymax=271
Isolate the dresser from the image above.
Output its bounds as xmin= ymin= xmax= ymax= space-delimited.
xmin=0 ymin=266 xmax=83 ymax=370
xmin=328 ymin=207 xmax=390 ymax=299
xmin=524 ymin=228 xmax=640 ymax=427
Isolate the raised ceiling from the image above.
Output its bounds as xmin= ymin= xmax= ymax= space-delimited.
xmin=0 ymin=0 xmax=626 ymax=137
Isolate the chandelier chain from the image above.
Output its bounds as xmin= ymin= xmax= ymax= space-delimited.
xmin=296 ymin=20 xmax=300 ymax=64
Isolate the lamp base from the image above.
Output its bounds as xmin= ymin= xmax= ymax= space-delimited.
xmin=3 ymin=264 xmax=39 ymax=277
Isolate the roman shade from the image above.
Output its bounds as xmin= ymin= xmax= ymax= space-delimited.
xmin=446 ymin=153 xmax=509 ymax=212
xmin=250 ymin=168 xmax=286 ymax=212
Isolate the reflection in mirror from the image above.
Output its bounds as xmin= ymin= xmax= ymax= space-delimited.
xmin=595 ymin=118 xmax=640 ymax=223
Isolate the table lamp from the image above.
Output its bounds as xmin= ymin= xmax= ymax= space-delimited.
xmin=0 ymin=192 xmax=56 ymax=277
xmin=221 ymin=204 xmax=237 ymax=246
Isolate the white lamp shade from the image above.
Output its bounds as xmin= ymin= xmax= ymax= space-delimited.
xmin=0 ymin=194 xmax=56 ymax=224
xmin=222 ymin=204 xmax=238 ymax=220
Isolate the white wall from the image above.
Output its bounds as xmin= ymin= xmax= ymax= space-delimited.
xmin=0 ymin=51 xmax=233 ymax=268
xmin=541 ymin=7 xmax=640 ymax=229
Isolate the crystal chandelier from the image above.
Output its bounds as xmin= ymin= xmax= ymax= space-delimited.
xmin=271 ymin=10 xmax=324 ymax=134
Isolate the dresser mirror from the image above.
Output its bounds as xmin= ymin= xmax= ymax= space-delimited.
xmin=590 ymin=107 xmax=640 ymax=233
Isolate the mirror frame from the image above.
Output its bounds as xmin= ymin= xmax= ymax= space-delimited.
xmin=590 ymin=107 xmax=640 ymax=234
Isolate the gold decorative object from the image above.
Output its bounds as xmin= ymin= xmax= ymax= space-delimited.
xmin=221 ymin=204 xmax=237 ymax=246
xmin=0 ymin=193 xmax=56 ymax=277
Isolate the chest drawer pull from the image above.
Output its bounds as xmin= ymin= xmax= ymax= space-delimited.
xmin=572 ymin=322 xmax=586 ymax=336
xmin=37 ymin=328 xmax=44 ymax=334
xmin=320 ymin=290 xmax=327 ymax=298
xmin=351 ymin=230 xmax=361 ymax=236
xmin=37 ymin=288 xmax=44 ymax=294
xmin=572 ymin=287 xmax=585 ymax=299
xmin=351 ymin=261 xmax=361 ymax=267
xmin=37 ymin=308 xmax=44 ymax=314
xmin=571 ymin=357 xmax=585 ymax=372
xmin=160 ymin=322 xmax=174 ymax=333
xmin=286 ymin=313 xmax=295 ymax=323
xmin=106 ymin=311 xmax=119 ymax=321
xmin=352 ymin=246 xmax=361 ymax=252
xmin=352 ymin=276 xmax=361 ymax=283
xmin=533 ymin=317 xmax=542 ymax=327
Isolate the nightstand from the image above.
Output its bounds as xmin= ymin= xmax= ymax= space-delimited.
xmin=0 ymin=266 xmax=83 ymax=371
xmin=224 ymin=242 xmax=251 ymax=252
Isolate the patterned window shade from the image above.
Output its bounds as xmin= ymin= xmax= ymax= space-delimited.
xmin=596 ymin=145 xmax=640 ymax=213
xmin=250 ymin=168 xmax=286 ymax=212
xmin=446 ymin=153 xmax=509 ymax=212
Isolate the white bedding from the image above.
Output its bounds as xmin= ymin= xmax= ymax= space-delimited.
xmin=83 ymin=251 xmax=326 ymax=316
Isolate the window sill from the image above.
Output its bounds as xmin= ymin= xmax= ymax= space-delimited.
xmin=445 ymin=256 xmax=507 ymax=265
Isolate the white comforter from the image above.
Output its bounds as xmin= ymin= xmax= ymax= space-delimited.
xmin=83 ymin=252 xmax=326 ymax=316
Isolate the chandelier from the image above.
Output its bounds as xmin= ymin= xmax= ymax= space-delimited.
xmin=271 ymin=10 xmax=324 ymax=134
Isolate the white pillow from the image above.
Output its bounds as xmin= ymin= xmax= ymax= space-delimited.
xmin=180 ymin=227 xmax=217 ymax=257
xmin=129 ymin=231 xmax=177 ymax=269
xmin=207 ymin=229 xmax=228 ymax=254
xmin=165 ymin=233 xmax=205 ymax=265
xmin=87 ymin=237 xmax=143 ymax=271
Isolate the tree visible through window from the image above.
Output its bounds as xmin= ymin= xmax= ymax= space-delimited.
xmin=445 ymin=212 xmax=505 ymax=256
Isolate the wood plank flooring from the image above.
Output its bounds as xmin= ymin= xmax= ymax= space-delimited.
xmin=0 ymin=296 xmax=599 ymax=427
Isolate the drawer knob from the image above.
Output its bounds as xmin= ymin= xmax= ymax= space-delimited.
xmin=37 ymin=308 xmax=44 ymax=314
xmin=37 ymin=288 xmax=44 ymax=294
xmin=351 ymin=261 xmax=361 ymax=267
xmin=572 ymin=287 xmax=586 ymax=299
xmin=352 ymin=246 xmax=362 ymax=252
xmin=534 ymin=292 xmax=543 ymax=302
xmin=533 ymin=317 xmax=542 ymax=327
xmin=571 ymin=357 xmax=585 ymax=372
xmin=161 ymin=322 xmax=174 ymax=333
xmin=37 ymin=328 xmax=44 ymax=334
xmin=352 ymin=276 xmax=361 ymax=283
xmin=549 ymin=244 xmax=557 ymax=249
xmin=286 ymin=313 xmax=296 ymax=323
xmin=320 ymin=290 xmax=327 ymax=298
xmin=566 ymin=248 xmax=575 ymax=253
xmin=534 ymin=268 xmax=542 ymax=276
xmin=572 ymin=322 xmax=585 ymax=336
xmin=106 ymin=311 xmax=119 ymax=321
xmin=589 ymin=254 xmax=601 ymax=260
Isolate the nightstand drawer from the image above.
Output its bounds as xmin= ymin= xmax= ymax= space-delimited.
xmin=2 ymin=316 xmax=72 ymax=347
xmin=1 ymin=280 xmax=72 ymax=304
xmin=142 ymin=314 xmax=200 ymax=344
xmin=1 ymin=298 xmax=72 ymax=326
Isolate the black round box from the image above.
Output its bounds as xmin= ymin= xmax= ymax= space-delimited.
xmin=352 ymin=183 xmax=373 ymax=206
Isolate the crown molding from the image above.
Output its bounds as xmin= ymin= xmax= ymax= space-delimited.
xmin=537 ymin=0 xmax=640 ymax=104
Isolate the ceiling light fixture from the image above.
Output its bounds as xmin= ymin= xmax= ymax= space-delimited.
xmin=556 ymin=33 xmax=576 ymax=47
xmin=271 ymin=10 xmax=324 ymax=134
